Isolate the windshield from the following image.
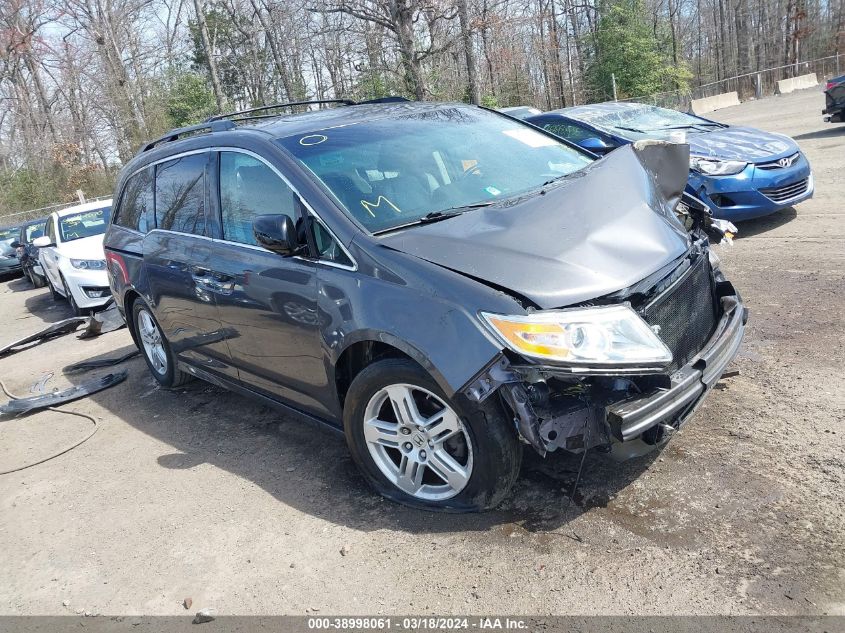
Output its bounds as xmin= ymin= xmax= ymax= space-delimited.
xmin=59 ymin=206 xmax=110 ymax=242
xmin=583 ymin=105 xmax=720 ymax=137
xmin=25 ymin=221 xmax=46 ymax=242
xmin=0 ymin=227 xmax=18 ymax=241
xmin=278 ymin=106 xmax=592 ymax=232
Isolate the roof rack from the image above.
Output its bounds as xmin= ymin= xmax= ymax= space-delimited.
xmin=356 ymin=96 xmax=410 ymax=104
xmin=140 ymin=120 xmax=236 ymax=153
xmin=140 ymin=96 xmax=412 ymax=154
xmin=205 ymin=99 xmax=357 ymax=123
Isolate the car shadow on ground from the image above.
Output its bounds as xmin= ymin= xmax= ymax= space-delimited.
xmin=735 ymin=206 xmax=798 ymax=238
xmin=66 ymin=342 xmax=660 ymax=536
xmin=20 ymin=284 xmax=74 ymax=325
xmin=4 ymin=274 xmax=30 ymax=291
xmin=792 ymin=126 xmax=845 ymax=141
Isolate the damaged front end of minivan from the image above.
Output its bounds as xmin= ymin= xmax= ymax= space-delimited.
xmin=457 ymin=141 xmax=747 ymax=458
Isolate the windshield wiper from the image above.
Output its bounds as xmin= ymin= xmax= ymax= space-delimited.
xmin=541 ymin=173 xmax=571 ymax=187
xmin=418 ymin=210 xmax=466 ymax=223
xmin=418 ymin=201 xmax=497 ymax=223
xmin=613 ymin=125 xmax=648 ymax=133
xmin=650 ymin=123 xmax=723 ymax=131
xmin=373 ymin=201 xmax=494 ymax=235
xmin=433 ymin=201 xmax=496 ymax=215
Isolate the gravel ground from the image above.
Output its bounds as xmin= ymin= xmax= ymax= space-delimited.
xmin=0 ymin=87 xmax=842 ymax=617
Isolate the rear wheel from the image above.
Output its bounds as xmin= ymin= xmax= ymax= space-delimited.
xmin=132 ymin=300 xmax=192 ymax=388
xmin=343 ymin=358 xmax=522 ymax=512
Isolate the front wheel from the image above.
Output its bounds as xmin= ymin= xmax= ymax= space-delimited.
xmin=31 ymin=271 xmax=46 ymax=288
xmin=132 ymin=300 xmax=192 ymax=388
xmin=61 ymin=274 xmax=84 ymax=316
xmin=47 ymin=276 xmax=62 ymax=301
xmin=343 ymin=358 xmax=522 ymax=512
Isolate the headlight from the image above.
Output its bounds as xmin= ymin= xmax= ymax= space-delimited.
xmin=481 ymin=305 xmax=672 ymax=367
xmin=690 ymin=155 xmax=747 ymax=176
xmin=70 ymin=259 xmax=106 ymax=270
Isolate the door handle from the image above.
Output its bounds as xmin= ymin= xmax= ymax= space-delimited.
xmin=191 ymin=268 xmax=234 ymax=295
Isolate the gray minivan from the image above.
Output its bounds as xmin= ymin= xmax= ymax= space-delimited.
xmin=103 ymin=99 xmax=746 ymax=512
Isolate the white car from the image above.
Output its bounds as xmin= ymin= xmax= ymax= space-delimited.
xmin=34 ymin=200 xmax=112 ymax=315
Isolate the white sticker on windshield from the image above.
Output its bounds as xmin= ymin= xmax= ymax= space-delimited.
xmin=502 ymin=128 xmax=557 ymax=148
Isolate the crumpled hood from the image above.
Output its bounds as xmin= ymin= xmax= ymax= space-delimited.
xmin=380 ymin=144 xmax=691 ymax=309
xmin=57 ymin=234 xmax=105 ymax=259
xmin=687 ymin=125 xmax=797 ymax=161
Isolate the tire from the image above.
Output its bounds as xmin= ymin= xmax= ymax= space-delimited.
xmin=47 ymin=276 xmax=62 ymax=301
xmin=132 ymin=299 xmax=192 ymax=388
xmin=60 ymin=274 xmax=85 ymax=316
xmin=343 ymin=358 xmax=522 ymax=512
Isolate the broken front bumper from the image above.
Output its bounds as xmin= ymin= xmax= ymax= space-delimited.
xmin=608 ymin=295 xmax=747 ymax=442
xmin=463 ymin=283 xmax=747 ymax=456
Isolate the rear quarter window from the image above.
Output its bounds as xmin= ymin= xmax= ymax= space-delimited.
xmin=114 ymin=168 xmax=154 ymax=233
xmin=541 ymin=121 xmax=596 ymax=142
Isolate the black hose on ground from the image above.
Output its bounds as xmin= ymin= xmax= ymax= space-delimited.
xmin=0 ymin=378 xmax=98 ymax=475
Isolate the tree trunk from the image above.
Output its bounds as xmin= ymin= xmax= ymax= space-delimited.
xmin=192 ymin=0 xmax=227 ymax=112
xmin=250 ymin=0 xmax=296 ymax=102
xmin=735 ymin=0 xmax=750 ymax=95
xmin=389 ymin=0 xmax=425 ymax=100
xmin=549 ymin=0 xmax=566 ymax=107
xmin=457 ymin=0 xmax=479 ymax=103
xmin=480 ymin=0 xmax=497 ymax=97
xmin=23 ymin=55 xmax=59 ymax=144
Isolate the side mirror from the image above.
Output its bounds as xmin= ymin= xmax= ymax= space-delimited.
xmin=578 ymin=137 xmax=615 ymax=155
xmin=32 ymin=236 xmax=53 ymax=248
xmin=253 ymin=214 xmax=299 ymax=256
xmin=10 ymin=241 xmax=21 ymax=249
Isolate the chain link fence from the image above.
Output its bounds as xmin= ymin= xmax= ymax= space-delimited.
xmin=619 ymin=54 xmax=842 ymax=111
xmin=0 ymin=195 xmax=112 ymax=228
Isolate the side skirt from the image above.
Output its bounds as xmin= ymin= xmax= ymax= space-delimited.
xmin=176 ymin=360 xmax=344 ymax=436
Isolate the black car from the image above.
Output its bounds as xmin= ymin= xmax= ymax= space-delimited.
xmin=823 ymin=74 xmax=845 ymax=124
xmin=12 ymin=217 xmax=48 ymax=287
xmin=104 ymin=99 xmax=746 ymax=512
xmin=0 ymin=225 xmax=23 ymax=279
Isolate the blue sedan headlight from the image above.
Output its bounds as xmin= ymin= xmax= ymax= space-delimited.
xmin=70 ymin=258 xmax=106 ymax=270
xmin=690 ymin=155 xmax=747 ymax=176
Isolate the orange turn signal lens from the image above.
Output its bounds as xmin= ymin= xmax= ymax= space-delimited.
xmin=484 ymin=316 xmax=571 ymax=359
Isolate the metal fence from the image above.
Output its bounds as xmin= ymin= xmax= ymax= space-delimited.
xmin=619 ymin=53 xmax=842 ymax=111
xmin=0 ymin=195 xmax=112 ymax=228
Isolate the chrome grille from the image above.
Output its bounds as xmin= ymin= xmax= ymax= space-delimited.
xmin=759 ymin=178 xmax=809 ymax=203
xmin=756 ymin=152 xmax=800 ymax=170
xmin=641 ymin=255 xmax=718 ymax=372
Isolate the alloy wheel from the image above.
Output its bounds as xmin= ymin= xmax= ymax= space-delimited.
xmin=363 ymin=383 xmax=473 ymax=501
xmin=138 ymin=309 xmax=168 ymax=375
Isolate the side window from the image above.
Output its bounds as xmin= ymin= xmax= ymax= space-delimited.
xmin=542 ymin=121 xmax=596 ymax=143
xmin=115 ymin=168 xmax=154 ymax=233
xmin=45 ymin=218 xmax=56 ymax=243
xmin=218 ymin=152 xmax=296 ymax=245
xmin=155 ymin=153 xmax=207 ymax=235
xmin=312 ymin=221 xmax=353 ymax=267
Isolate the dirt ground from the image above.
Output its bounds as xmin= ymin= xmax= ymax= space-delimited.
xmin=0 ymin=87 xmax=843 ymax=617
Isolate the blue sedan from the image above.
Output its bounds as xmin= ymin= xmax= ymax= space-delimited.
xmin=525 ymin=103 xmax=813 ymax=221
